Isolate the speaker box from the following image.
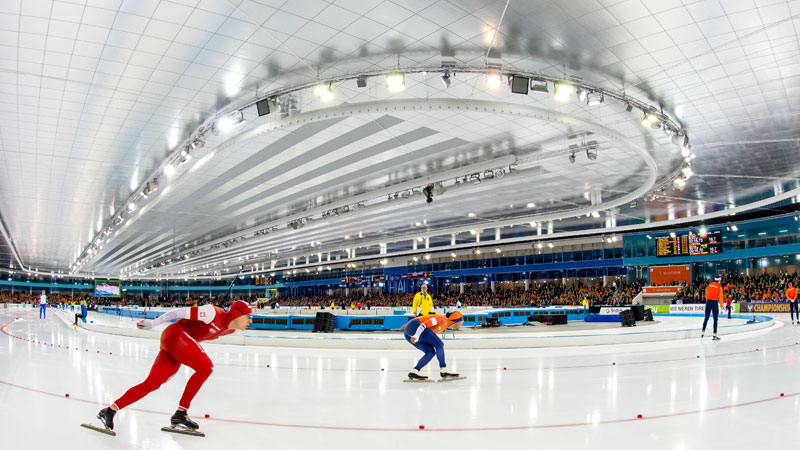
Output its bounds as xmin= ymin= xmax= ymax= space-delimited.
xmin=644 ymin=309 xmax=654 ymax=321
xmin=313 ymin=312 xmax=335 ymax=333
xmin=619 ymin=309 xmax=636 ymax=327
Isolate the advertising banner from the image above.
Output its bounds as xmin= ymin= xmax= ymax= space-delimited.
xmin=643 ymin=286 xmax=683 ymax=295
xmin=669 ymin=304 xmax=707 ymax=314
xmin=645 ymin=305 xmax=670 ymax=314
xmin=740 ymin=303 xmax=792 ymax=313
xmin=599 ymin=307 xmax=630 ymax=315
xmin=649 ymin=265 xmax=691 ymax=286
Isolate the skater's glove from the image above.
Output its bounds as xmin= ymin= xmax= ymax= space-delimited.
xmin=137 ymin=319 xmax=153 ymax=330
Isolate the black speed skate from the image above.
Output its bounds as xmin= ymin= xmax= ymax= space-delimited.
xmin=162 ymin=410 xmax=205 ymax=437
xmin=171 ymin=410 xmax=199 ymax=430
xmin=439 ymin=371 xmax=466 ymax=382
xmin=403 ymin=372 xmax=433 ymax=383
xmin=80 ymin=407 xmax=116 ymax=436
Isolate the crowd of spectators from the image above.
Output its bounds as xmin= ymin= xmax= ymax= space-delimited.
xmin=256 ymin=280 xmax=646 ymax=309
xmin=673 ymin=272 xmax=800 ymax=303
xmin=3 ymin=272 xmax=798 ymax=310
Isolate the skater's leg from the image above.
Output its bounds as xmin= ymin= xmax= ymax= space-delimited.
xmin=113 ymin=350 xmax=180 ymax=410
xmin=702 ymin=301 xmax=712 ymax=332
xmin=407 ymin=336 xmax=436 ymax=371
xmin=419 ymin=329 xmax=446 ymax=369
xmin=169 ymin=332 xmax=214 ymax=411
xmin=712 ymin=302 xmax=719 ymax=335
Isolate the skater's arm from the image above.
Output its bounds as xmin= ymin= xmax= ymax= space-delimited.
xmin=138 ymin=304 xmax=216 ymax=329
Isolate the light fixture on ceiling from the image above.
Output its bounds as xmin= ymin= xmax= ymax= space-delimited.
xmin=441 ymin=71 xmax=451 ymax=89
xmin=586 ymin=148 xmax=597 ymax=160
xmin=510 ymin=75 xmax=529 ymax=94
xmin=576 ymin=87 xmax=587 ymax=102
xmin=356 ymin=75 xmax=367 ymax=88
xmin=423 ymin=184 xmax=434 ymax=204
xmin=682 ymin=166 xmax=694 ymax=178
xmin=450 ymin=252 xmax=457 ymax=258
xmin=547 ymin=243 xmax=554 ymax=248
xmin=313 ymin=82 xmax=334 ymax=102
xmin=672 ymin=177 xmax=687 ymax=190
xmin=587 ymin=91 xmax=604 ymax=106
xmin=142 ymin=178 xmax=159 ymax=198
xmin=164 ymin=164 xmax=175 ymax=176
xmin=641 ymin=109 xmax=660 ymax=128
xmin=569 ymin=151 xmax=576 ymax=163
xmin=553 ymin=81 xmax=574 ymax=101
xmin=624 ymin=102 xmax=633 ymax=112
xmin=385 ymin=73 xmax=405 ymax=92
xmin=495 ymin=248 xmax=501 ymax=253
xmin=526 ymin=203 xmax=535 ymax=208
xmin=530 ymin=77 xmax=548 ymax=93
xmin=217 ymin=110 xmax=245 ymax=133
xmin=127 ymin=203 xmax=136 ymax=212
xmin=486 ymin=72 xmax=502 ymax=89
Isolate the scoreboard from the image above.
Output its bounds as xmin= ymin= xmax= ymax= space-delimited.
xmin=656 ymin=231 xmax=723 ymax=257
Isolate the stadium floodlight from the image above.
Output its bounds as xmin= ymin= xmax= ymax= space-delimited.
xmin=385 ymin=73 xmax=405 ymax=92
xmin=587 ymin=91 xmax=604 ymax=105
xmin=530 ymin=77 xmax=548 ymax=93
xmin=486 ymin=72 xmax=502 ymax=89
xmin=313 ymin=82 xmax=334 ymax=102
xmin=441 ymin=72 xmax=451 ymax=89
xmin=554 ymin=81 xmax=575 ymax=101
xmin=576 ymin=87 xmax=587 ymax=102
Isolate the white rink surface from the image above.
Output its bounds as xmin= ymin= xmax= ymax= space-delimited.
xmin=2 ymin=306 xmax=800 ymax=450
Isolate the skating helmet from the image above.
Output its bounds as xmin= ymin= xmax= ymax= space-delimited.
xmin=446 ymin=311 xmax=463 ymax=323
xmin=228 ymin=300 xmax=253 ymax=321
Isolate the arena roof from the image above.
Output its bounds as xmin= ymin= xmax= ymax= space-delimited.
xmin=0 ymin=0 xmax=799 ymax=278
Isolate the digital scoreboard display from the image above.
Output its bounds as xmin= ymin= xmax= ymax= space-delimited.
xmin=656 ymin=231 xmax=723 ymax=257
xmin=95 ymin=279 xmax=121 ymax=297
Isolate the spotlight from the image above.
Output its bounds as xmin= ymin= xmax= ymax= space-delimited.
xmin=256 ymin=97 xmax=276 ymax=116
xmin=569 ymin=152 xmax=576 ymax=163
xmin=217 ymin=110 xmax=245 ymax=133
xmin=441 ymin=71 xmax=451 ymax=89
xmin=530 ymin=77 xmax=548 ymax=93
xmin=672 ymin=177 xmax=687 ymax=190
xmin=731 ymin=224 xmax=738 ymax=231
xmin=624 ymin=102 xmax=633 ymax=112
xmin=681 ymin=147 xmax=691 ymax=157
xmin=587 ymin=91 xmax=604 ymax=105
xmin=470 ymin=173 xmax=481 ymax=185
xmin=356 ymin=75 xmax=367 ymax=88
xmin=681 ymin=135 xmax=691 ymax=151
xmin=554 ymin=81 xmax=574 ymax=101
xmin=486 ymin=73 xmax=502 ymax=89
xmin=510 ymin=75 xmax=529 ymax=94
xmin=641 ymin=109 xmax=660 ymax=128
xmin=423 ymin=184 xmax=434 ymax=204
xmin=576 ymin=88 xmax=587 ymax=102
xmin=385 ymin=73 xmax=405 ymax=92
xmin=586 ymin=148 xmax=597 ymax=160
xmin=313 ymin=82 xmax=334 ymax=101
xmin=682 ymin=166 xmax=694 ymax=178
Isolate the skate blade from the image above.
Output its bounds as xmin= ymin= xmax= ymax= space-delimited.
xmin=403 ymin=378 xmax=434 ymax=383
xmin=81 ymin=423 xmax=116 ymax=436
xmin=437 ymin=376 xmax=467 ymax=382
xmin=161 ymin=426 xmax=205 ymax=437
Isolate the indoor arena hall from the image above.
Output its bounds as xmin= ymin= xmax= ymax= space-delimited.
xmin=2 ymin=0 xmax=800 ymax=449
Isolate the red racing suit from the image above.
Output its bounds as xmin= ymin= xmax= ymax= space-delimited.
xmin=113 ymin=305 xmax=233 ymax=411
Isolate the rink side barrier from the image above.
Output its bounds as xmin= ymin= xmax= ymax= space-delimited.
xmin=93 ymin=305 xmax=589 ymax=331
xmin=48 ymin=308 xmax=777 ymax=350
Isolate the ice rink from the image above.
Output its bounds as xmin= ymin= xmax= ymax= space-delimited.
xmin=2 ymin=306 xmax=800 ymax=450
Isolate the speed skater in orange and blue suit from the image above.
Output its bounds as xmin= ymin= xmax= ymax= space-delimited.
xmin=404 ymin=311 xmax=463 ymax=380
